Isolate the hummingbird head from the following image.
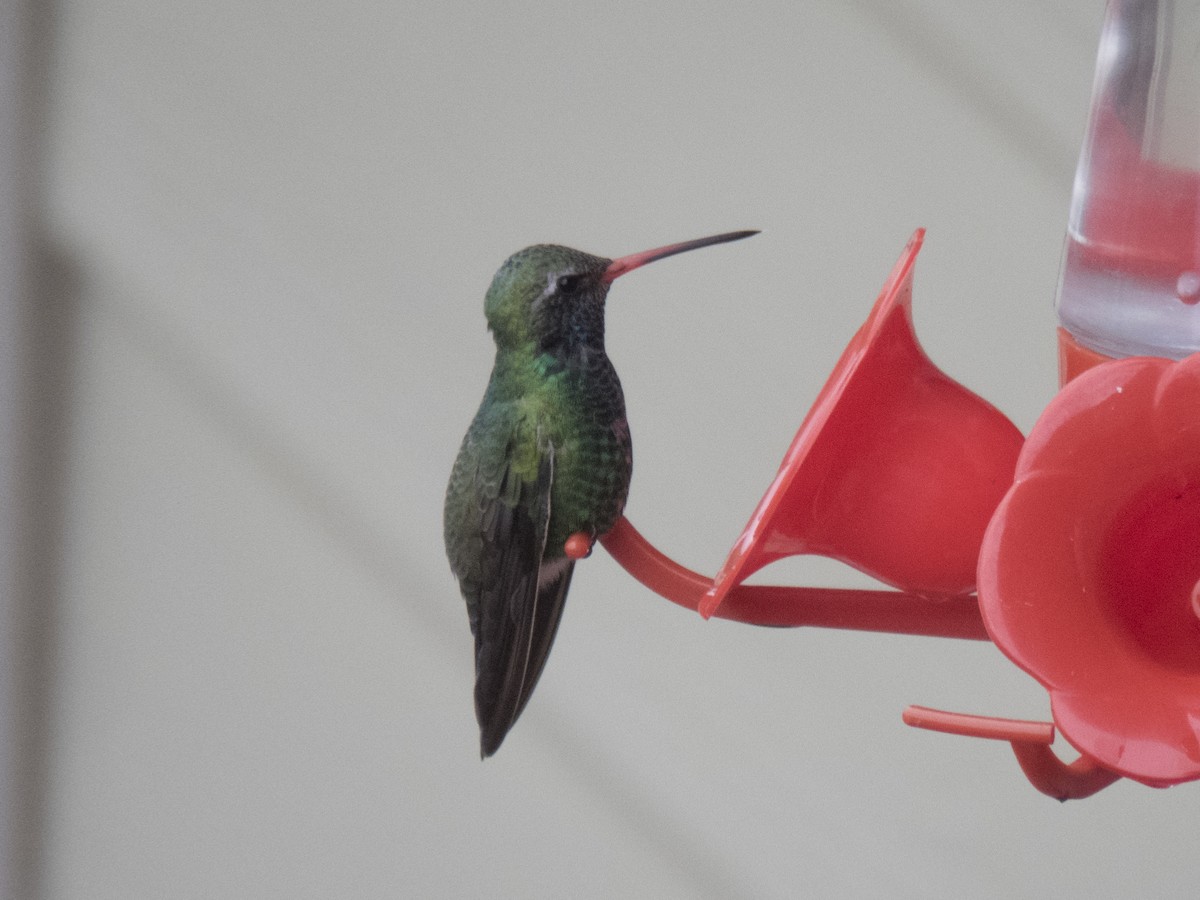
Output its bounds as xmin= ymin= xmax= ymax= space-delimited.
xmin=484 ymin=244 xmax=613 ymax=356
xmin=483 ymin=230 xmax=759 ymax=358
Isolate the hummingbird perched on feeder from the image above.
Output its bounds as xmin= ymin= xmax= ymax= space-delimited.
xmin=444 ymin=229 xmax=758 ymax=757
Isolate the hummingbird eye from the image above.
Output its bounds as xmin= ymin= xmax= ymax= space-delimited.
xmin=555 ymin=273 xmax=582 ymax=295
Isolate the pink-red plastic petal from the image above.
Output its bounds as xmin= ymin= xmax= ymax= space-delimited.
xmin=980 ymin=352 xmax=1200 ymax=786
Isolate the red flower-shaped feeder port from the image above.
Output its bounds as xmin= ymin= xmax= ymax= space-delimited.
xmin=979 ymin=352 xmax=1200 ymax=787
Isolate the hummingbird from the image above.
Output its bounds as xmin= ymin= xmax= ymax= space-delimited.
xmin=444 ymin=229 xmax=758 ymax=757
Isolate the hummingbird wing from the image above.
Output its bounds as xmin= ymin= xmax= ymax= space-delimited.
xmin=448 ymin=415 xmax=573 ymax=757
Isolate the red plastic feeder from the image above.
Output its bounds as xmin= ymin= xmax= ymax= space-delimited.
xmin=592 ymin=232 xmax=1141 ymax=800
xmin=579 ymin=0 xmax=1200 ymax=801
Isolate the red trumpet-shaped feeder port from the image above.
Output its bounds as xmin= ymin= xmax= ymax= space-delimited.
xmin=980 ymin=351 xmax=1200 ymax=787
xmin=701 ymin=229 xmax=1024 ymax=619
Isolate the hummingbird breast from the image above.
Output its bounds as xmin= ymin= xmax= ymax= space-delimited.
xmin=543 ymin=353 xmax=632 ymax=553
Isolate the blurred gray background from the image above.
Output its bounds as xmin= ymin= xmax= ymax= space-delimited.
xmin=4 ymin=0 xmax=1197 ymax=897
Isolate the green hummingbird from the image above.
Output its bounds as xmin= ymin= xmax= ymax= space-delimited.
xmin=444 ymin=229 xmax=758 ymax=757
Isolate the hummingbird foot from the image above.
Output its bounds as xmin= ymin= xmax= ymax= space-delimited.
xmin=563 ymin=531 xmax=595 ymax=560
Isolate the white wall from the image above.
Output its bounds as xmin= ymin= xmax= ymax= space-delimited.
xmin=21 ymin=1 xmax=1200 ymax=897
